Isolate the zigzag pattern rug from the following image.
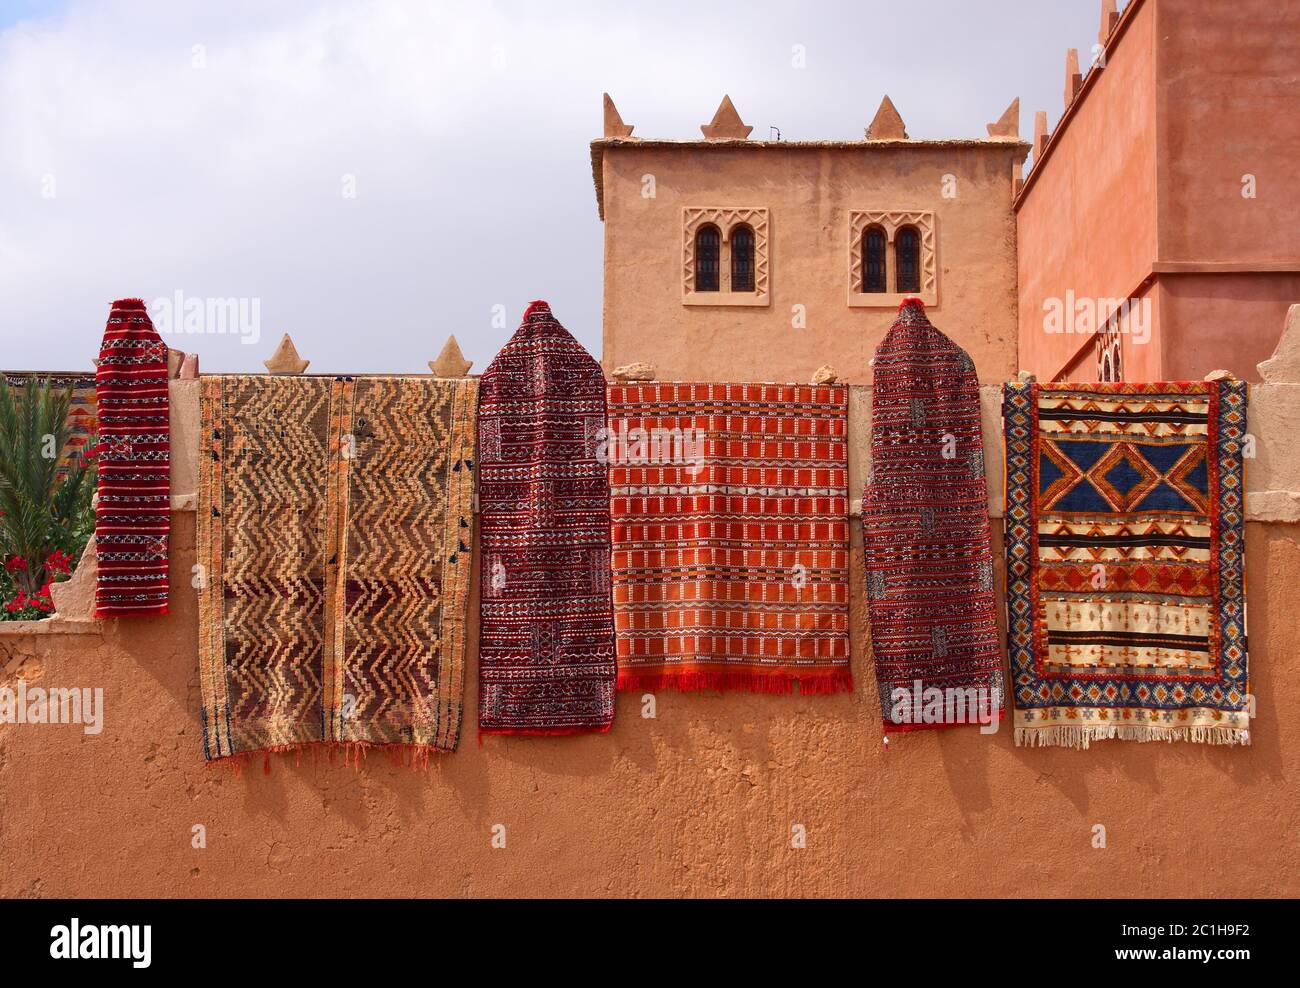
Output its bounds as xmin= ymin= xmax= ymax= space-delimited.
xmin=94 ymin=299 xmax=170 ymax=617
xmin=606 ymin=382 xmax=852 ymax=693
xmin=477 ymin=301 xmax=616 ymax=735
xmin=1003 ymin=379 xmax=1250 ymax=748
xmin=198 ymin=375 xmax=477 ymax=763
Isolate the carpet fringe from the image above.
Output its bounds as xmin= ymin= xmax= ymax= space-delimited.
xmin=1015 ymin=724 xmax=1251 ymax=749
xmin=616 ymin=668 xmax=854 ymax=696
xmin=208 ymin=740 xmax=445 ymax=775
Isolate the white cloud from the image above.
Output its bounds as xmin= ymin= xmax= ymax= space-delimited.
xmin=0 ymin=0 xmax=1098 ymax=373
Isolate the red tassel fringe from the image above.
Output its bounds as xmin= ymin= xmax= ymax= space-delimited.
xmin=616 ymin=668 xmax=854 ymax=696
xmin=478 ymin=723 xmax=613 ymax=739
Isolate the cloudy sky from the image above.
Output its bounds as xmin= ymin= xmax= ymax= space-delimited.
xmin=0 ymin=0 xmax=1104 ymax=374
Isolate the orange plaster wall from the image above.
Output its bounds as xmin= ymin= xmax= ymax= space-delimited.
xmin=601 ymin=143 xmax=1023 ymax=385
xmin=1016 ymin=0 xmax=1159 ymax=381
xmin=1 ymin=494 xmax=1297 ymax=898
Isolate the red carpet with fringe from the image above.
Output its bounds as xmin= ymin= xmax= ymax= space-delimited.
xmin=606 ymin=382 xmax=852 ymax=694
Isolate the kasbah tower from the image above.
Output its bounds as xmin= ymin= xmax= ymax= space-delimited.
xmin=591 ymin=0 xmax=1299 ymax=387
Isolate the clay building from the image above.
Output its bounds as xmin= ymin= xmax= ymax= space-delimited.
xmin=1017 ymin=0 xmax=1300 ymax=383
xmin=592 ymin=94 xmax=1029 ymax=385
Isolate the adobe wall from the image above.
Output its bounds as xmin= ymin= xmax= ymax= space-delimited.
xmin=3 ymin=339 xmax=1299 ymax=897
xmin=1154 ymin=0 xmax=1300 ymax=266
xmin=600 ymin=142 xmax=1024 ymax=386
xmin=1016 ymin=0 xmax=1159 ymax=381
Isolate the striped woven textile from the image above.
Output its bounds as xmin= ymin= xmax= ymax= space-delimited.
xmin=477 ymin=301 xmax=617 ymax=735
xmin=197 ymin=375 xmax=477 ymax=763
xmin=3 ymin=373 xmax=97 ymax=476
xmin=606 ymin=382 xmax=852 ymax=694
xmin=863 ymin=300 xmax=1003 ymax=731
xmin=94 ymin=299 xmax=170 ymax=617
xmin=1003 ymin=379 xmax=1250 ymax=748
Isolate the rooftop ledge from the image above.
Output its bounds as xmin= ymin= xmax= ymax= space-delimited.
xmin=589 ymin=136 xmax=1031 ymax=218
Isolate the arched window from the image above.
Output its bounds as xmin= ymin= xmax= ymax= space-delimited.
xmin=862 ymin=225 xmax=887 ymax=293
xmin=695 ymin=225 xmax=721 ymax=292
xmin=896 ymin=226 xmax=921 ymax=293
xmin=730 ymin=224 xmax=755 ymax=292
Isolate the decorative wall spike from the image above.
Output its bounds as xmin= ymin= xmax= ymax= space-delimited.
xmin=603 ymin=93 xmax=634 ymax=138
xmin=1064 ymin=49 xmax=1083 ymax=107
xmin=865 ymin=96 xmax=908 ymax=140
xmin=263 ymin=334 xmax=310 ymax=375
xmin=429 ymin=335 xmax=473 ymax=377
xmin=1033 ymin=110 xmax=1049 ymax=163
xmin=1099 ymin=0 xmax=1120 ymax=44
xmin=167 ymin=348 xmax=185 ymax=379
xmin=700 ymin=95 xmax=752 ymax=140
xmin=179 ymin=353 xmax=199 ymax=379
xmin=986 ymin=98 xmax=1020 ymax=140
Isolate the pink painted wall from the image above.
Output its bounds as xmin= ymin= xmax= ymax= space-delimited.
xmin=1016 ymin=0 xmax=1158 ymax=380
xmin=1155 ymin=0 xmax=1300 ymax=265
xmin=1160 ymin=274 xmax=1300 ymax=380
xmin=1018 ymin=0 xmax=1300 ymax=383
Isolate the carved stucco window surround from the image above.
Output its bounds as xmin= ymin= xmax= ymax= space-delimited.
xmin=847 ymin=210 xmax=938 ymax=308
xmin=682 ymin=207 xmax=770 ymax=307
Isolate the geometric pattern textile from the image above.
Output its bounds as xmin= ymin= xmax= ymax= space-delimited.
xmin=863 ymin=300 xmax=1004 ymax=731
xmin=477 ymin=301 xmax=617 ymax=735
xmin=3 ymin=372 xmax=97 ymax=476
xmin=606 ymin=381 xmax=852 ymax=693
xmin=197 ymin=375 xmax=477 ymax=763
xmin=1003 ymin=379 xmax=1250 ymax=748
xmin=94 ymin=299 xmax=171 ymax=617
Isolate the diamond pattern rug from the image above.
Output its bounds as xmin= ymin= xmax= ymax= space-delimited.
xmin=1003 ymin=380 xmax=1250 ymax=748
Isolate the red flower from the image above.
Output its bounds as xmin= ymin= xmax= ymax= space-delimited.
xmin=5 ymin=556 xmax=26 ymax=573
xmin=46 ymin=550 xmax=71 ymax=575
xmin=5 ymin=593 xmax=27 ymax=613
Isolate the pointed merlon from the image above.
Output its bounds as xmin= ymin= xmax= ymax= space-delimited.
xmin=603 ymin=93 xmax=634 ymax=138
xmin=700 ymin=95 xmax=752 ymax=140
xmin=264 ymin=334 xmax=310 ymax=375
xmin=1099 ymin=0 xmax=1120 ymax=44
xmin=179 ymin=353 xmax=199 ymax=379
xmin=865 ymin=96 xmax=908 ymax=140
xmin=986 ymin=97 xmax=1020 ymax=140
xmin=1033 ymin=110 xmax=1049 ymax=163
xmin=429 ymin=335 xmax=473 ymax=377
xmin=167 ymin=348 xmax=185 ymax=379
xmin=1064 ymin=49 xmax=1083 ymax=107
